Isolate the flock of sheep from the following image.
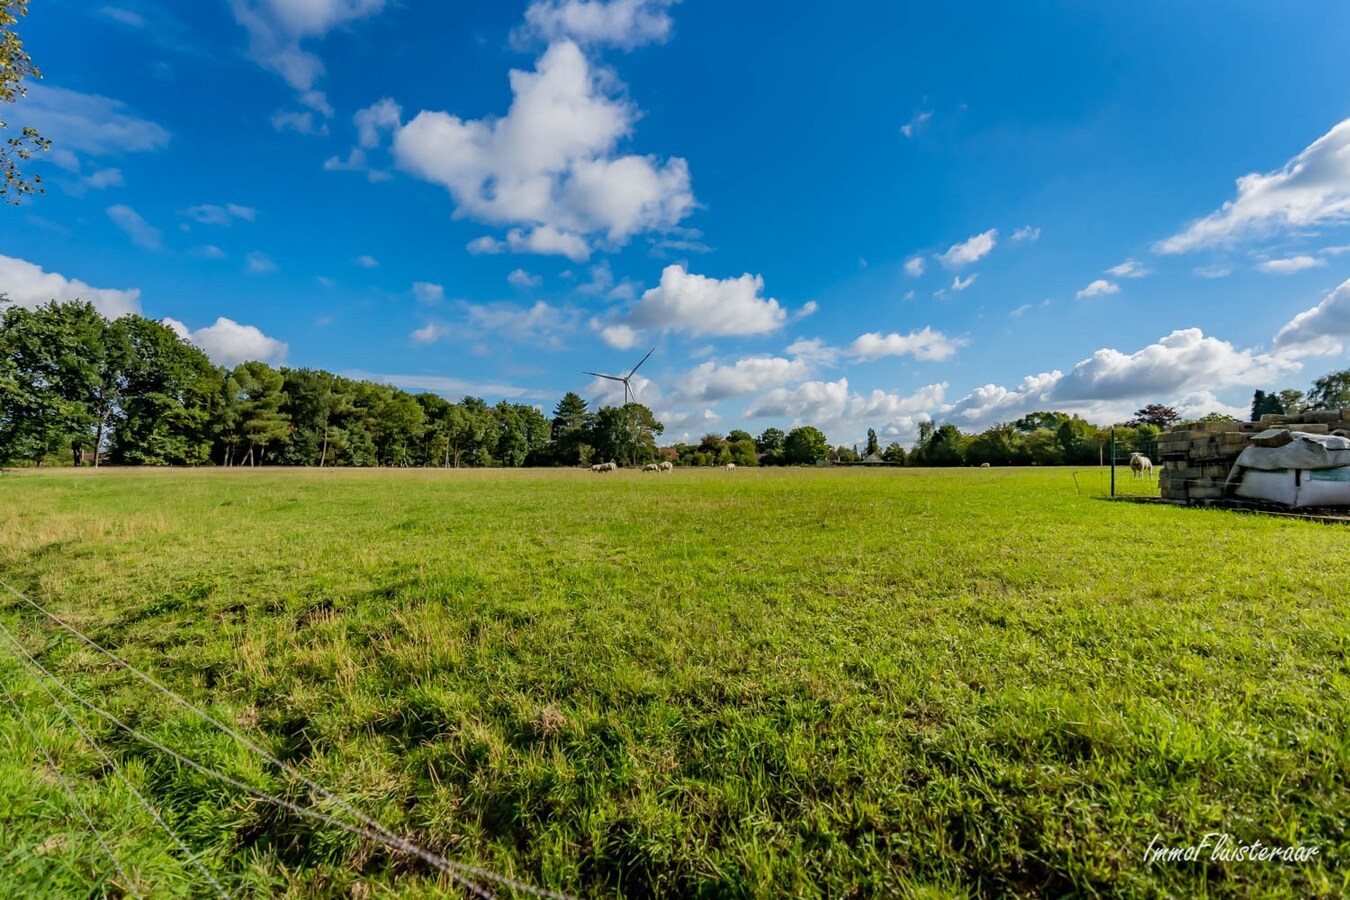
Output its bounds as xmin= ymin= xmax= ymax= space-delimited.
xmin=589 ymin=461 xmax=739 ymax=473
xmin=589 ymin=461 xmax=673 ymax=473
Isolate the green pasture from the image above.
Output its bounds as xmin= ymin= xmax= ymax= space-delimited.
xmin=0 ymin=467 xmax=1345 ymax=898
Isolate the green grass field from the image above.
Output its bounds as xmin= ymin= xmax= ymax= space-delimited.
xmin=0 ymin=467 xmax=1345 ymax=898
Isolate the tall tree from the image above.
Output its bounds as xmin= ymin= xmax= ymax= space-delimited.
xmin=109 ymin=316 xmax=217 ymax=465
xmin=550 ymin=391 xmax=592 ymax=466
xmin=865 ymin=428 xmax=880 ymax=457
xmin=783 ymin=426 xmax=829 ymax=465
xmin=1 ymin=0 xmax=49 ymax=203
xmin=1306 ymin=369 xmax=1350 ymax=411
xmin=227 ymin=361 xmax=290 ymax=466
xmin=1250 ymin=389 xmax=1283 ymax=421
xmin=1128 ymin=404 xmax=1180 ymax=428
xmin=755 ymin=427 xmax=786 ymax=455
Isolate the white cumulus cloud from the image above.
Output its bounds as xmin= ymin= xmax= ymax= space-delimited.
xmin=393 ymin=41 xmax=693 ymax=258
xmin=230 ymin=0 xmax=386 ymax=96
xmin=107 ymin=205 xmax=163 ymax=250
xmin=1106 ymin=259 xmax=1151 ymax=278
xmin=904 ymin=256 xmax=925 ymax=277
xmin=0 ymin=255 xmax=142 ymax=318
xmin=1273 ymin=277 xmax=1350 ymax=357
xmin=164 ymin=316 xmax=288 ymax=366
xmin=624 ymin=264 xmax=789 ymax=337
xmin=517 ymin=0 xmax=678 ymax=50
xmin=937 ymin=229 xmax=997 ymax=269
xmin=1076 ymin=279 xmax=1119 ymax=299
xmin=1256 ymin=255 xmax=1326 ymax=275
xmin=1156 ymin=117 xmax=1350 ymax=253
xmin=848 ymin=327 xmax=968 ymax=362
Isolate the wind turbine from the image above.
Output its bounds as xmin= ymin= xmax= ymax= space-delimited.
xmin=584 ymin=347 xmax=656 ymax=465
xmin=584 ymin=346 xmax=656 ymax=407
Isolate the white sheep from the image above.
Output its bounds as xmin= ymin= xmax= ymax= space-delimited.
xmin=725 ymin=463 xmax=737 ymax=470
xmin=590 ymin=464 xmax=603 ymax=473
xmin=659 ymin=461 xmax=673 ymax=472
xmin=643 ymin=463 xmax=660 ymax=473
xmin=1130 ymin=452 xmax=1153 ymax=478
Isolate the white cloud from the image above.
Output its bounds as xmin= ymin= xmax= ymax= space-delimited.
xmin=163 ymin=316 xmax=288 ymax=366
xmin=1076 ymin=279 xmax=1119 ymax=299
xmin=324 ymin=148 xmax=366 ymax=172
xmin=594 ymin=320 xmax=640 ymax=349
xmin=1106 ymin=258 xmax=1151 ymax=278
xmin=1256 ymin=255 xmax=1326 ymax=275
xmin=937 ymin=229 xmax=997 ymax=268
xmin=625 ymin=264 xmax=789 ymax=337
xmin=1156 ymin=117 xmax=1350 ymax=253
xmin=271 ymin=110 xmax=328 ymax=135
xmin=674 ymin=356 xmax=813 ymax=404
xmin=411 ymin=321 xmax=452 ymax=344
xmin=1011 ymin=226 xmax=1041 ymax=243
xmin=508 ymin=268 xmax=543 ymax=288
xmin=355 ymin=97 xmax=401 ymax=147
xmin=940 ymin=327 xmax=1301 ymax=431
xmin=745 ymin=377 xmax=948 ymax=443
xmin=951 ymin=273 xmax=977 ymax=292
xmin=355 ymin=254 xmax=379 ymax=268
xmin=900 ymin=110 xmax=932 ymax=139
xmin=393 ymin=41 xmax=693 ymax=256
xmin=904 ymin=256 xmax=925 ymax=277
xmin=943 ymin=372 xmax=1063 ymax=426
xmin=784 ymin=337 xmax=838 ymax=366
xmin=795 ymin=299 xmax=819 ymax=319
xmin=0 ymin=255 xmax=141 ymax=318
xmin=245 ymin=251 xmax=278 ymax=274
xmin=466 ymin=227 xmax=591 ymax=262
xmin=412 ymin=282 xmax=444 ymax=304
xmin=107 ymin=205 xmax=163 ymax=250
xmin=1194 ymin=265 xmax=1232 ymax=279
xmin=17 ymin=85 xmax=170 ymax=167
xmin=191 ymin=245 xmax=228 ymax=260
xmin=848 ymin=327 xmax=968 ymax=362
xmin=463 ymin=300 xmax=574 ymax=347
xmin=348 ymin=370 xmax=541 ymax=399
xmin=1010 ymin=303 xmax=1031 ymax=317
xmin=184 ymin=203 xmax=256 ymax=226
xmin=517 ymin=0 xmax=677 ymax=50
xmin=83 ymin=168 xmax=124 ymax=191
xmin=1273 ymin=277 xmax=1350 ymax=357
xmin=1053 ymin=328 xmax=1294 ymax=402
xmin=230 ymin=0 xmax=387 ymax=95
xmin=100 ymin=6 xmax=144 ymax=27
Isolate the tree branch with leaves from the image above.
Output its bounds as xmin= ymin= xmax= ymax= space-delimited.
xmin=1 ymin=0 xmax=49 ymax=204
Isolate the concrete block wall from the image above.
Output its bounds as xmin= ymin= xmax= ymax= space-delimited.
xmin=1155 ymin=411 xmax=1350 ymax=504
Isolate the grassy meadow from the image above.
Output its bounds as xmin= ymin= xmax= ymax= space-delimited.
xmin=0 ymin=466 xmax=1346 ymax=898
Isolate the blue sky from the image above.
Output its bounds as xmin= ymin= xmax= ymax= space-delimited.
xmin=4 ymin=0 xmax=1350 ymax=444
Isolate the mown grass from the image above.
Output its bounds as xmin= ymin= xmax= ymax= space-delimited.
xmin=0 ymin=466 xmax=1346 ymax=898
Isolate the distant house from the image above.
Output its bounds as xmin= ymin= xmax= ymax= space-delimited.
xmin=860 ymin=452 xmax=886 ymax=465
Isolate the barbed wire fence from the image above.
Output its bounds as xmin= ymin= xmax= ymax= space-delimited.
xmin=0 ymin=577 xmax=572 ymax=900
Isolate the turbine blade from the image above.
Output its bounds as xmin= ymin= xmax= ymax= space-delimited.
xmin=627 ymin=347 xmax=656 ymax=379
xmin=583 ymin=371 xmax=625 ymax=382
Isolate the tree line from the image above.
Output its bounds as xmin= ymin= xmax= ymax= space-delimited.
xmin=4 ymin=300 xmax=1348 ymax=469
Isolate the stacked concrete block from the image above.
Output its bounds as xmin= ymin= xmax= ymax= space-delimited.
xmin=1154 ymin=410 xmax=1350 ymax=504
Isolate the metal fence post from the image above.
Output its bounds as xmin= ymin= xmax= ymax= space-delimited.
xmin=1110 ymin=427 xmax=1116 ymax=498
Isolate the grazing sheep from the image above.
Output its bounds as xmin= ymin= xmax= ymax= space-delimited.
xmin=659 ymin=461 xmax=673 ymax=472
xmin=590 ymin=464 xmax=603 ymax=473
xmin=1129 ymin=452 xmax=1153 ymax=478
xmin=725 ymin=463 xmax=737 ymax=470
xmin=643 ymin=463 xmax=660 ymax=473
xmin=979 ymin=462 xmax=990 ymax=468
